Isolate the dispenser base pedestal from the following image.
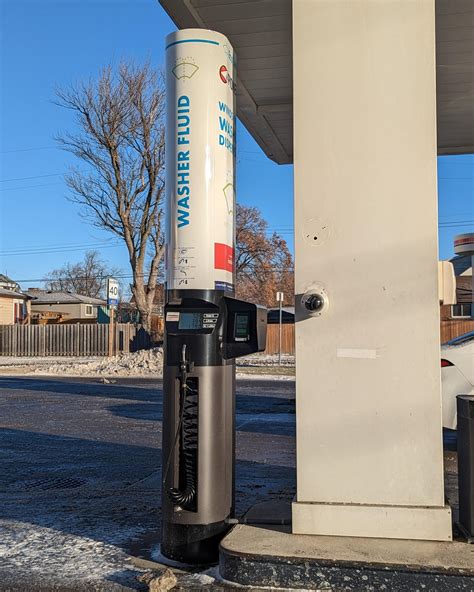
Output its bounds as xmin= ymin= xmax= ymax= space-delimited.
xmin=292 ymin=500 xmax=452 ymax=542
xmin=219 ymin=501 xmax=472 ymax=591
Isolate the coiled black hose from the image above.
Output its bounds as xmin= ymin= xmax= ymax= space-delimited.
xmin=168 ymin=385 xmax=198 ymax=510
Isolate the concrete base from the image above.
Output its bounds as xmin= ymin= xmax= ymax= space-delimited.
xmin=219 ymin=501 xmax=474 ymax=591
xmin=292 ymin=500 xmax=453 ymax=542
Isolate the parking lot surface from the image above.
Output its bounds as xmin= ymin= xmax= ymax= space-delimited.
xmin=0 ymin=376 xmax=295 ymax=591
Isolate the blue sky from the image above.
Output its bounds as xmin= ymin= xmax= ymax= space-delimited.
xmin=0 ymin=0 xmax=472 ymax=291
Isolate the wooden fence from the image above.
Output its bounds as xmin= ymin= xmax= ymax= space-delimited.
xmin=0 ymin=323 xmax=150 ymax=357
xmin=263 ymin=324 xmax=295 ymax=355
xmin=5 ymin=319 xmax=466 ymax=357
xmin=260 ymin=320 xmax=474 ymax=354
xmin=440 ymin=319 xmax=474 ymax=344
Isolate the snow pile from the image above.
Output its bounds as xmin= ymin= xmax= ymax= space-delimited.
xmin=237 ymin=353 xmax=295 ymax=367
xmin=1 ymin=349 xmax=296 ymax=378
xmin=236 ymin=353 xmax=295 ymax=380
xmin=33 ymin=348 xmax=164 ymax=377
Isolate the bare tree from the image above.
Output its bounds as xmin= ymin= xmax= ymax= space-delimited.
xmin=235 ymin=204 xmax=294 ymax=307
xmin=55 ymin=62 xmax=165 ymax=331
xmin=45 ymin=250 xmax=120 ymax=299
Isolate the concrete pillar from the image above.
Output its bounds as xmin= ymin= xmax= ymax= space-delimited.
xmin=292 ymin=0 xmax=451 ymax=541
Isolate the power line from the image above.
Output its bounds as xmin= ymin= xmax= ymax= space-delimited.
xmin=3 ymin=220 xmax=471 ymax=258
xmin=1 ymin=243 xmax=123 ymax=257
xmin=17 ymin=274 xmax=135 ymax=284
xmin=0 ymin=145 xmax=57 ymax=154
xmin=269 ymin=221 xmax=474 ymax=232
xmin=2 ymin=240 xmax=116 ymax=255
xmin=438 ymin=211 xmax=474 ymax=222
xmin=13 ymin=268 xmax=295 ymax=284
xmin=439 ymin=221 xmax=474 ymax=227
xmin=16 ymin=273 xmax=139 ymax=284
xmin=3 ymin=228 xmax=295 ymax=256
xmin=0 ymin=182 xmax=65 ymax=192
xmin=0 ymin=172 xmax=63 ymax=183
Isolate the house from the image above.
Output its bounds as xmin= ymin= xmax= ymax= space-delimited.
xmin=440 ymin=255 xmax=473 ymax=320
xmin=440 ymin=251 xmax=473 ymax=343
xmin=267 ymin=306 xmax=295 ymax=324
xmin=26 ymin=289 xmax=106 ymax=324
xmin=0 ymin=274 xmax=31 ymax=325
xmin=450 ymin=254 xmax=473 ymax=319
xmin=0 ymin=274 xmax=20 ymax=292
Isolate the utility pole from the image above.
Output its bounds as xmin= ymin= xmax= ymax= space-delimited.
xmin=276 ymin=291 xmax=284 ymax=365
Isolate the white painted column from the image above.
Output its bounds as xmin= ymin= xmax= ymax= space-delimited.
xmin=292 ymin=0 xmax=451 ymax=541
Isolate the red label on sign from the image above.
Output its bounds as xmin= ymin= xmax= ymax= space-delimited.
xmin=214 ymin=243 xmax=234 ymax=273
xmin=219 ymin=65 xmax=228 ymax=83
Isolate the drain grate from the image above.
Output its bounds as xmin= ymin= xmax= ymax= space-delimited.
xmin=22 ymin=477 xmax=87 ymax=491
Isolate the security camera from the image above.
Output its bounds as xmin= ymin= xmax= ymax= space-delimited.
xmin=301 ymin=286 xmax=329 ymax=317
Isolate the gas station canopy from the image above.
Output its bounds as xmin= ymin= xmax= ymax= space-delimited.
xmin=160 ymin=0 xmax=474 ymax=164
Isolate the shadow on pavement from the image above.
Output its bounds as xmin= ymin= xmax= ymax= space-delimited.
xmin=0 ymin=376 xmax=296 ymax=589
xmin=106 ymin=393 xmax=296 ymax=437
xmin=0 ymin=376 xmax=161 ymax=402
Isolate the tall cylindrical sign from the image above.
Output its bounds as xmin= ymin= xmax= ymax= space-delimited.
xmin=165 ymin=29 xmax=236 ymax=293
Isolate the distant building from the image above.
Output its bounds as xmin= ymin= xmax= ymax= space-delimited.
xmin=26 ymin=289 xmax=106 ymax=324
xmin=0 ymin=274 xmax=31 ymax=325
xmin=440 ymin=255 xmax=473 ymax=320
xmin=267 ymin=306 xmax=295 ymax=324
xmin=451 ymin=254 xmax=473 ymax=318
xmin=0 ymin=274 xmax=20 ymax=292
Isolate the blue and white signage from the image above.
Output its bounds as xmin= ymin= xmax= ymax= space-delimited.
xmin=107 ymin=277 xmax=119 ymax=306
xmin=165 ymin=29 xmax=236 ymax=292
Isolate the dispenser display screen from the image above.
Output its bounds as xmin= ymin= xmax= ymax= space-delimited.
xmin=178 ymin=312 xmax=202 ymax=330
xmin=234 ymin=313 xmax=250 ymax=341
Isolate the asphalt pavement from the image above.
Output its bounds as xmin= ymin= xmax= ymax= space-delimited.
xmin=0 ymin=376 xmax=296 ymax=591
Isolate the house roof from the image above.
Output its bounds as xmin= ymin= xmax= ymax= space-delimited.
xmin=160 ymin=0 xmax=474 ymax=164
xmin=450 ymin=255 xmax=472 ymax=276
xmin=267 ymin=306 xmax=295 ymax=323
xmin=0 ymin=274 xmax=15 ymax=284
xmin=26 ymin=290 xmax=106 ymax=305
xmin=268 ymin=306 xmax=295 ymax=315
xmin=0 ymin=274 xmax=20 ymax=291
xmin=0 ymin=287 xmax=29 ymax=300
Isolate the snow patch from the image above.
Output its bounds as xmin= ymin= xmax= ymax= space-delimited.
xmin=0 ymin=349 xmax=296 ymax=379
xmin=0 ymin=520 xmax=145 ymax=583
xmin=237 ymin=353 xmax=295 ymax=367
xmin=32 ymin=348 xmax=164 ymax=377
xmin=236 ymin=372 xmax=295 ymax=381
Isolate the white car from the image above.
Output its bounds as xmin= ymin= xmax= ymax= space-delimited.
xmin=441 ymin=331 xmax=474 ymax=430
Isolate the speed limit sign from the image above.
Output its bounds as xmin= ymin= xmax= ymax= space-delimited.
xmin=107 ymin=277 xmax=119 ymax=306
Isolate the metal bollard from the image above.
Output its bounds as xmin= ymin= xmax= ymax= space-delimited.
xmin=456 ymin=394 xmax=474 ymax=542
